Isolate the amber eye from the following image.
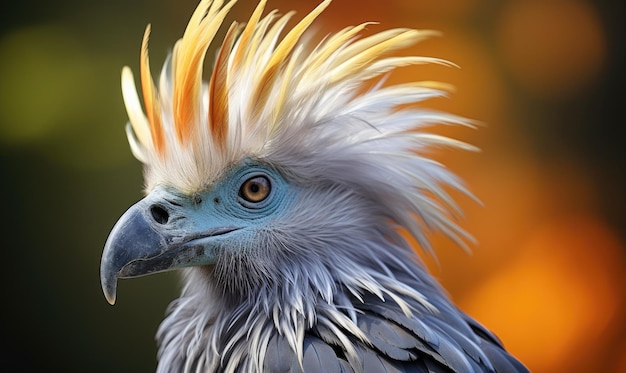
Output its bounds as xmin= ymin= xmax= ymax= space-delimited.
xmin=239 ymin=175 xmax=271 ymax=203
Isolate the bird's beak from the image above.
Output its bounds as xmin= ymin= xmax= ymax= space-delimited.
xmin=100 ymin=188 xmax=238 ymax=305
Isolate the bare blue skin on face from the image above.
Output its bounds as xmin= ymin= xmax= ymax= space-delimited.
xmin=100 ymin=160 xmax=294 ymax=304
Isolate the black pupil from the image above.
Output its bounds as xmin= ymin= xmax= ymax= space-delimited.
xmin=249 ymin=183 xmax=260 ymax=193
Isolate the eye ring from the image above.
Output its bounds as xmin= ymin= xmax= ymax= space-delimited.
xmin=238 ymin=175 xmax=271 ymax=204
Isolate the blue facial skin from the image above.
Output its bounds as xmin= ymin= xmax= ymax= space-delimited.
xmin=159 ymin=160 xmax=292 ymax=262
xmin=100 ymin=159 xmax=296 ymax=303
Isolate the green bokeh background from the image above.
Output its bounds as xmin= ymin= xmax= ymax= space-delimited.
xmin=1 ymin=0 xmax=623 ymax=372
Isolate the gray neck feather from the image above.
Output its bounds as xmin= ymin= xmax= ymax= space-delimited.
xmin=156 ymin=234 xmax=442 ymax=373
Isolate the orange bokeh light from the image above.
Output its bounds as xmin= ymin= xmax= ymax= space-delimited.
xmin=460 ymin=214 xmax=625 ymax=372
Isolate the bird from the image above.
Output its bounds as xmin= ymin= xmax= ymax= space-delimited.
xmin=100 ymin=0 xmax=529 ymax=372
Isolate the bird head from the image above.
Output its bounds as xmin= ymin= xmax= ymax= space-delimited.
xmin=100 ymin=0 xmax=475 ymax=306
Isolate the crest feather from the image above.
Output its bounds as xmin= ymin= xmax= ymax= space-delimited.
xmin=232 ymin=0 xmax=267 ymax=69
xmin=121 ymin=66 xmax=151 ymax=161
xmin=208 ymin=21 xmax=240 ymax=148
xmin=139 ymin=25 xmax=165 ymax=155
xmin=252 ymin=0 xmax=331 ymax=114
xmin=172 ymin=0 xmax=237 ymax=145
xmin=120 ymin=0 xmax=470 ymax=196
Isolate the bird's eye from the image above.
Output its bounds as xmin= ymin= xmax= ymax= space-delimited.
xmin=239 ymin=175 xmax=271 ymax=203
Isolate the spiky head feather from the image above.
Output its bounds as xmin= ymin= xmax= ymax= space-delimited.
xmin=121 ymin=0 xmax=476 ymax=252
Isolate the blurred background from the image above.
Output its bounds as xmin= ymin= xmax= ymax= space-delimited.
xmin=0 ymin=0 xmax=623 ymax=371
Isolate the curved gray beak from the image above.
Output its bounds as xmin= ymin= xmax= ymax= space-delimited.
xmin=100 ymin=189 xmax=239 ymax=305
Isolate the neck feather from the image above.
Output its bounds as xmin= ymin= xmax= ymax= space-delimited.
xmin=156 ymin=238 xmax=441 ymax=373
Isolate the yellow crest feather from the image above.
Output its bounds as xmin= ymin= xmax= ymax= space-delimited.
xmin=121 ymin=0 xmax=448 ymax=193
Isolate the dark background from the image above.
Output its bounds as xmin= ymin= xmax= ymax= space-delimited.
xmin=1 ymin=0 xmax=624 ymax=371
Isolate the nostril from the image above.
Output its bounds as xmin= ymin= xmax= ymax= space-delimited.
xmin=150 ymin=205 xmax=169 ymax=224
